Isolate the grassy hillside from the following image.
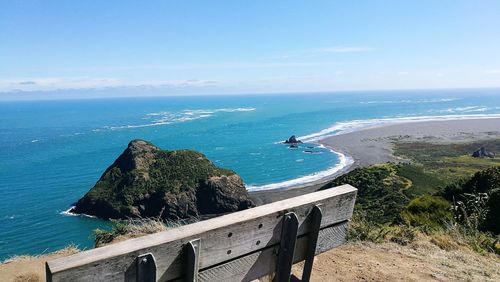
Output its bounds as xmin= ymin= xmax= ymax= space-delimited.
xmin=394 ymin=139 xmax=500 ymax=182
xmin=322 ymin=139 xmax=500 ymax=254
xmin=321 ymin=163 xmax=446 ymax=224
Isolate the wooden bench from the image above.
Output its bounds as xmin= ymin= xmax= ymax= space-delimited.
xmin=46 ymin=184 xmax=357 ymax=282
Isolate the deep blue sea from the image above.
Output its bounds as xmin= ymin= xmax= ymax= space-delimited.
xmin=1 ymin=89 xmax=500 ymax=260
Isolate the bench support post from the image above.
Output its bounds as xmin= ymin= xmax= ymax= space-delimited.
xmin=275 ymin=212 xmax=299 ymax=282
xmin=185 ymin=238 xmax=201 ymax=282
xmin=136 ymin=253 xmax=156 ymax=282
xmin=300 ymin=205 xmax=323 ymax=282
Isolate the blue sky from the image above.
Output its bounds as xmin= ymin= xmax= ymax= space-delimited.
xmin=1 ymin=0 xmax=500 ymax=97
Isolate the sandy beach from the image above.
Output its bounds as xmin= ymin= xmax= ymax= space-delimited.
xmin=320 ymin=117 xmax=500 ymax=167
xmin=250 ymin=117 xmax=500 ymax=205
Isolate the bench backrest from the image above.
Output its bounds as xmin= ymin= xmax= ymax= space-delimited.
xmin=46 ymin=184 xmax=357 ymax=282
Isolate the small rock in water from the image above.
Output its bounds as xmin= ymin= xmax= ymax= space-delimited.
xmin=283 ymin=135 xmax=303 ymax=144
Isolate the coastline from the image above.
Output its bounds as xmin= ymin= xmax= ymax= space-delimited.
xmin=319 ymin=117 xmax=500 ymax=168
xmin=250 ymin=116 xmax=500 ymax=205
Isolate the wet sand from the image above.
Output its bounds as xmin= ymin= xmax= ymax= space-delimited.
xmin=249 ymin=117 xmax=500 ymax=205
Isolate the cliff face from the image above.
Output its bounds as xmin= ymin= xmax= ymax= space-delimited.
xmin=72 ymin=140 xmax=254 ymax=220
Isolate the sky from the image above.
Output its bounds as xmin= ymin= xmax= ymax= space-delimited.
xmin=1 ymin=0 xmax=500 ymax=99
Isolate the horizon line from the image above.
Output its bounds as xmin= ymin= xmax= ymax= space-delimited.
xmin=1 ymin=86 xmax=500 ymax=102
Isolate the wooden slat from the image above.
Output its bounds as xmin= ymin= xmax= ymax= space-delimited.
xmin=197 ymin=220 xmax=349 ymax=282
xmin=46 ymin=185 xmax=357 ymax=282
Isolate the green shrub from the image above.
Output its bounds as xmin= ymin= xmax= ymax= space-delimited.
xmin=443 ymin=166 xmax=500 ymax=199
xmin=336 ymin=164 xmax=499 ymax=254
xmin=445 ymin=222 xmax=499 ymax=254
xmin=347 ymin=212 xmax=385 ymax=243
xmin=483 ymin=188 xmax=500 ymax=234
xmin=322 ymin=164 xmax=411 ymax=224
xmin=452 ymin=192 xmax=490 ymax=231
xmin=443 ymin=166 xmax=500 ymax=235
xmin=94 ymin=221 xmax=129 ymax=247
xmin=401 ymin=195 xmax=452 ymax=232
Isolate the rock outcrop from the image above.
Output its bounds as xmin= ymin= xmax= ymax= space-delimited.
xmin=472 ymin=147 xmax=495 ymax=158
xmin=71 ymin=140 xmax=254 ymax=220
xmin=284 ymin=135 xmax=303 ymax=144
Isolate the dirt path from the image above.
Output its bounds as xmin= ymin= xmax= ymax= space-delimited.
xmin=293 ymin=240 xmax=500 ymax=281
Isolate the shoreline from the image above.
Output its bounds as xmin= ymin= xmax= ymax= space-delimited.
xmin=246 ymin=149 xmax=353 ymax=192
xmin=249 ymin=150 xmax=353 ymax=205
xmin=249 ymin=116 xmax=500 ymax=205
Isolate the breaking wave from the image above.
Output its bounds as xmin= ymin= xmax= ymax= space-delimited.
xmin=108 ymin=107 xmax=256 ymax=129
xmin=360 ymin=98 xmax=460 ymax=104
xmin=60 ymin=206 xmax=97 ymax=218
xmin=431 ymin=106 xmax=489 ymax=113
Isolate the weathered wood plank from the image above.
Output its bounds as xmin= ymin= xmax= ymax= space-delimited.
xmin=47 ymin=185 xmax=357 ymax=282
xmin=196 ymin=221 xmax=349 ymax=282
xmin=275 ymin=213 xmax=299 ymax=282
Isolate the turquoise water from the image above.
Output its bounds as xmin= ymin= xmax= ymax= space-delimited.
xmin=1 ymin=89 xmax=500 ymax=259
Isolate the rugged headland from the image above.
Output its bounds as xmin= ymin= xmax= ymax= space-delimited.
xmin=71 ymin=139 xmax=254 ymax=220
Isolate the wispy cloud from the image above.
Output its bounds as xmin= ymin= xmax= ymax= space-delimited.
xmin=17 ymin=81 xmax=37 ymax=85
xmin=485 ymin=69 xmax=500 ymax=74
xmin=49 ymin=61 xmax=327 ymax=73
xmin=0 ymin=77 xmax=121 ymax=91
xmin=275 ymin=46 xmax=374 ymax=59
xmin=0 ymin=77 xmax=221 ymax=92
xmin=306 ymin=46 xmax=374 ymax=53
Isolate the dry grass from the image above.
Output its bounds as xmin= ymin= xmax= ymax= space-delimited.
xmin=94 ymin=217 xmax=169 ymax=247
xmin=0 ymin=246 xmax=79 ymax=282
xmin=429 ymin=234 xmax=462 ymax=251
xmin=0 ymin=219 xmax=179 ymax=281
xmin=2 ymin=246 xmax=79 ymax=264
xmin=13 ymin=273 xmax=39 ymax=282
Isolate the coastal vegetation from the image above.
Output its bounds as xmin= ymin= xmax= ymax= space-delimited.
xmin=93 ymin=218 xmax=181 ymax=247
xmin=321 ymin=139 xmax=500 ymax=254
xmin=394 ymin=139 xmax=500 ymax=181
xmin=323 ymin=164 xmax=499 ymax=253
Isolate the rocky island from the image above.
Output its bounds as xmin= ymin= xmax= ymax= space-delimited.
xmin=283 ymin=135 xmax=302 ymax=144
xmin=71 ymin=140 xmax=254 ymax=220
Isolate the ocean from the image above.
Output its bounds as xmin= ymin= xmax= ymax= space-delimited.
xmin=1 ymin=89 xmax=500 ymax=260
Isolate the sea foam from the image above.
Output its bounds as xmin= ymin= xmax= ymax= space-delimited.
xmin=109 ymin=107 xmax=255 ymax=130
xmin=360 ymin=97 xmax=461 ymax=104
xmin=60 ymin=206 xmax=97 ymax=218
